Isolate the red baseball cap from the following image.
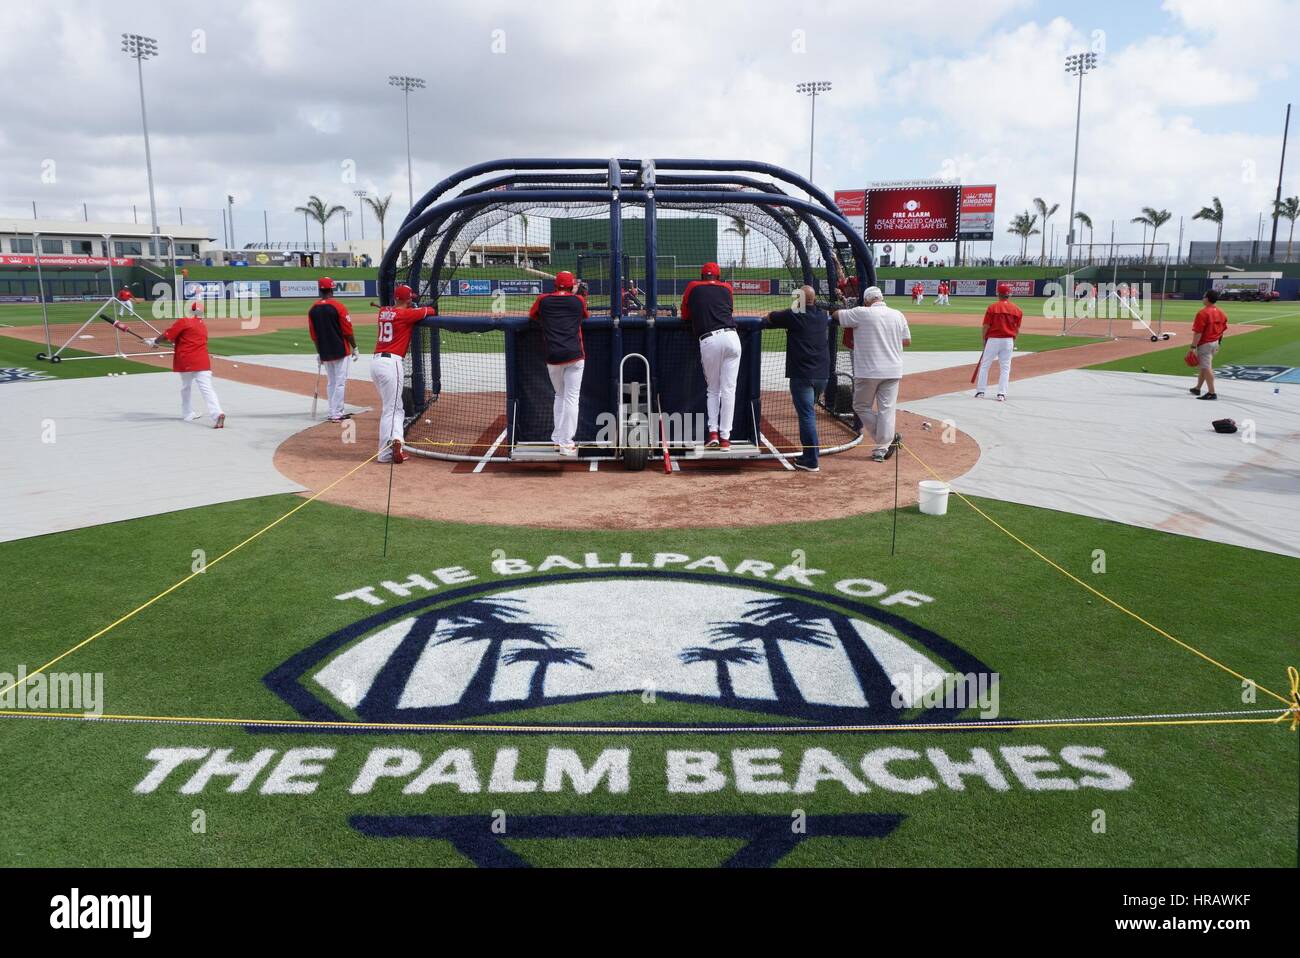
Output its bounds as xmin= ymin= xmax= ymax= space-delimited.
xmin=319 ymin=276 xmax=335 ymax=291
xmin=700 ymin=262 xmax=721 ymax=280
xmin=996 ymin=282 xmax=1012 ymax=297
xmin=394 ymin=283 xmax=413 ymax=301
xmin=189 ymin=299 xmax=204 ymax=314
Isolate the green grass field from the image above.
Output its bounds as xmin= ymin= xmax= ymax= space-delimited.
xmin=0 ymin=334 xmax=160 ymax=378
xmin=0 ymin=491 xmax=1294 ymax=867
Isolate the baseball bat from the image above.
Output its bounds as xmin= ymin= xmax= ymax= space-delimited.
xmin=101 ymin=315 xmax=149 ymax=343
xmin=970 ymin=339 xmax=990 ymax=384
xmin=311 ymin=359 xmax=321 ymax=419
xmin=656 ymin=394 xmax=672 ymax=474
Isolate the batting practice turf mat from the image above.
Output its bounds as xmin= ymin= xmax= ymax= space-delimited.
xmin=1 ymin=492 xmax=1295 ymax=871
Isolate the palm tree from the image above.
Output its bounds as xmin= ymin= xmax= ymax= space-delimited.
xmin=1273 ymin=195 xmax=1299 ymax=263
xmin=709 ymin=603 xmax=831 ymax=705
xmin=435 ymin=598 xmax=558 ymax=707
xmin=363 ymin=192 xmax=394 ymax=255
xmin=743 ymin=597 xmax=899 ymax=714
xmin=1132 ymin=207 xmax=1171 ymax=261
xmin=501 ymin=644 xmax=592 ymax=702
xmin=1033 ymin=197 xmax=1058 ymax=265
xmin=1193 ymin=197 xmax=1225 ymax=263
xmin=1074 ymin=211 xmax=1094 ymax=263
xmin=679 ymin=644 xmax=763 ymax=701
xmin=294 ymin=195 xmax=346 ymax=263
xmin=1006 ymin=211 xmax=1040 ymax=262
xmin=725 ymin=215 xmax=752 ymax=268
xmin=517 ymin=212 xmax=530 ymax=267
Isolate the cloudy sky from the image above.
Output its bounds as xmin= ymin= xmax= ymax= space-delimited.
xmin=0 ymin=0 xmax=1296 ymax=257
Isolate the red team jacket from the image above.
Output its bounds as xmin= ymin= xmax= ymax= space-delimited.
xmin=161 ymin=314 xmax=212 ymax=372
xmin=982 ymin=300 xmax=1024 ymax=340
xmin=375 ymin=304 xmax=436 ymax=357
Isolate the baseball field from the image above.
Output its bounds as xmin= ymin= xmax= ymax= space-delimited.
xmin=1 ymin=291 xmax=1296 ymax=870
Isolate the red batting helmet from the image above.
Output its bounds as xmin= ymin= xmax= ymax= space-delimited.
xmin=555 ymin=270 xmax=576 ymax=290
xmin=996 ymin=282 xmax=1012 ymax=297
xmin=319 ymin=276 xmax=335 ymax=291
xmin=394 ymin=283 xmax=414 ymax=301
xmin=189 ymin=300 xmax=204 ymax=314
xmin=700 ymin=262 xmax=721 ymax=280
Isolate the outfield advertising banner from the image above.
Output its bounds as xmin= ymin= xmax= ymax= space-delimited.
xmin=865 ymin=186 xmax=960 ymax=243
xmin=0 ymin=254 xmax=134 ymax=268
xmin=959 ymin=185 xmax=997 ymax=241
xmin=457 ymin=279 xmax=491 ymax=296
xmin=954 ymin=279 xmax=989 ymax=295
xmin=834 ymin=190 xmax=866 ymax=238
xmin=497 ymin=279 xmax=543 ymax=295
xmin=1001 ymin=280 xmax=1035 ymax=296
xmin=184 ymin=281 xmax=226 ymax=298
xmin=731 ymin=279 xmax=773 ymax=295
xmin=280 ymin=279 xmax=366 ymax=297
xmin=228 ymin=280 xmax=272 ymax=298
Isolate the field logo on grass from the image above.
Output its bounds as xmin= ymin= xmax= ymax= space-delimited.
xmin=266 ymin=574 xmax=994 ymax=725
xmin=0 ymin=366 xmax=54 ymax=385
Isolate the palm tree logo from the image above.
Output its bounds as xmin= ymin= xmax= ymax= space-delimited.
xmin=502 ymin=644 xmax=593 ymax=703
xmin=705 ymin=598 xmax=834 ymax=705
xmin=679 ymin=644 xmax=764 ymax=702
xmin=434 ymin=598 xmax=560 ymax=709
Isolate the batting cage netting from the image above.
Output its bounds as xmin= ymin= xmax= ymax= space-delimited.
xmin=381 ymin=159 xmax=874 ymax=465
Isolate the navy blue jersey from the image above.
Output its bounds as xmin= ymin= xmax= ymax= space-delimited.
xmin=680 ymin=280 xmax=736 ymax=338
xmin=528 ymin=291 xmax=589 ymax=364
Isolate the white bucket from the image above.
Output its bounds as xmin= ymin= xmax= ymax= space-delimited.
xmin=917 ymin=480 xmax=950 ymax=516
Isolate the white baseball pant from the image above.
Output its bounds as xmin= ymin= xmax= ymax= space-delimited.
xmin=323 ymin=355 xmax=350 ymax=420
xmin=976 ymin=336 xmax=1015 ymax=395
xmin=699 ymin=328 xmax=742 ymax=438
xmin=371 ymin=353 xmax=405 ymax=460
xmin=852 ymin=377 xmax=900 ymax=455
xmin=548 ymin=360 xmax=585 ymax=447
xmin=179 ymin=370 xmax=223 ymax=424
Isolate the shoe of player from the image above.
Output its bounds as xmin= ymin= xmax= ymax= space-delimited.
xmin=391 ymin=439 xmax=409 ymax=463
xmin=557 ymin=443 xmax=578 ymax=458
xmin=719 ymin=438 xmax=731 ymax=451
xmin=706 ymin=431 xmax=721 ymax=448
xmin=883 ymin=433 xmax=902 ymax=460
xmin=996 ymin=394 xmax=1006 ymax=402
xmin=1197 ymin=393 xmax=1217 ymax=401
xmin=1188 ymin=387 xmax=1201 ymax=396
xmin=183 ymin=412 xmax=201 ymax=422
xmin=214 ymin=413 xmax=226 ymax=429
xmin=791 ymin=458 xmax=820 ymax=472
xmin=871 ymin=450 xmax=886 ymax=462
xmin=973 ymin=391 xmax=985 ymax=399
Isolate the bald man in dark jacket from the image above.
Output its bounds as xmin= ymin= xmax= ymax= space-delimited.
xmin=766 ymin=285 xmax=831 ymax=472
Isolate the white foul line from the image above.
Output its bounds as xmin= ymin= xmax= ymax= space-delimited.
xmin=759 ymin=432 xmax=794 ymax=470
xmin=473 ymin=429 xmax=508 ymax=474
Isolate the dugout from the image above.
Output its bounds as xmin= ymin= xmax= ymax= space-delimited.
xmin=377 ymin=158 xmax=875 ymax=467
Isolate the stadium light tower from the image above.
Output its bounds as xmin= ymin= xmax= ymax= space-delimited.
xmin=353 ymin=189 xmax=368 ymax=240
xmin=121 ymin=33 xmax=160 ymax=260
xmin=1064 ymin=51 xmax=1098 ymax=271
xmin=388 ymin=75 xmax=426 ymax=213
xmin=795 ymin=81 xmax=832 ymax=189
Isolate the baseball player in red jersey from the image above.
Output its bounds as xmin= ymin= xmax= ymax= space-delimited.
xmin=974 ymin=282 xmax=1023 ymax=401
xmin=307 ymin=277 xmax=358 ymax=423
xmin=115 ymin=285 xmax=135 ymax=318
xmin=681 ymin=262 xmax=740 ymax=449
xmin=911 ymin=282 xmax=924 ymax=305
xmin=146 ymin=300 xmax=225 ymax=427
xmin=528 ymin=270 xmax=589 ymax=456
xmin=372 ymin=284 xmax=436 ymax=463
xmin=937 ymin=281 xmax=950 ymax=305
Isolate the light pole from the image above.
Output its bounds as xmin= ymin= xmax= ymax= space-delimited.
xmin=795 ymin=81 xmax=832 ymax=190
xmin=227 ymin=193 xmax=235 ymax=252
xmin=353 ymin=189 xmax=368 ymax=240
xmin=388 ymin=75 xmax=425 ymax=213
xmin=1063 ymin=51 xmax=1098 ymax=272
xmin=121 ymin=34 xmax=160 ymax=260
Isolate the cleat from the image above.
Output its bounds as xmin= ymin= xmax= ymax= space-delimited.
xmin=871 ymin=450 xmax=886 ymax=462
xmin=973 ymin=391 xmax=985 ymax=399
xmin=391 ymin=439 xmax=409 ymax=463
xmin=214 ymin=413 xmax=226 ymax=429
xmin=719 ymin=438 xmax=731 ymax=451
xmin=706 ymin=431 xmax=721 ymax=448
xmin=1197 ymin=393 xmax=1217 ymax=401
xmin=557 ymin=443 xmax=578 ymax=458
xmin=996 ymin=394 xmax=1006 ymax=402
xmin=1188 ymin=387 xmax=1201 ymax=396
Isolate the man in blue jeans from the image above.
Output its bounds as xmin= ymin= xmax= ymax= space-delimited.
xmin=765 ymin=285 xmax=831 ymax=472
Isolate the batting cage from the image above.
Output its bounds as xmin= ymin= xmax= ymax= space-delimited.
xmin=377 ymin=159 xmax=875 ymax=468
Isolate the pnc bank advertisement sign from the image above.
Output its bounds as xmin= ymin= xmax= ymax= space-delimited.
xmin=865 ymin=185 xmax=960 ymax=243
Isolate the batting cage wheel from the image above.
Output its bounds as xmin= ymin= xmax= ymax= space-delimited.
xmin=378 ymin=158 xmax=876 ymax=467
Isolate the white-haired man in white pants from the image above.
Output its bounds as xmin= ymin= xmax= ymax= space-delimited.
xmin=832 ymin=286 xmax=911 ymax=462
xmin=682 ymin=262 xmax=741 ymax=449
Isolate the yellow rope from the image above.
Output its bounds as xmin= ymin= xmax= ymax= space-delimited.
xmin=0 ymin=707 xmax=1290 ymax=735
xmin=899 ymin=441 xmax=1295 ymax=713
xmin=0 ymin=450 xmax=381 ymax=702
